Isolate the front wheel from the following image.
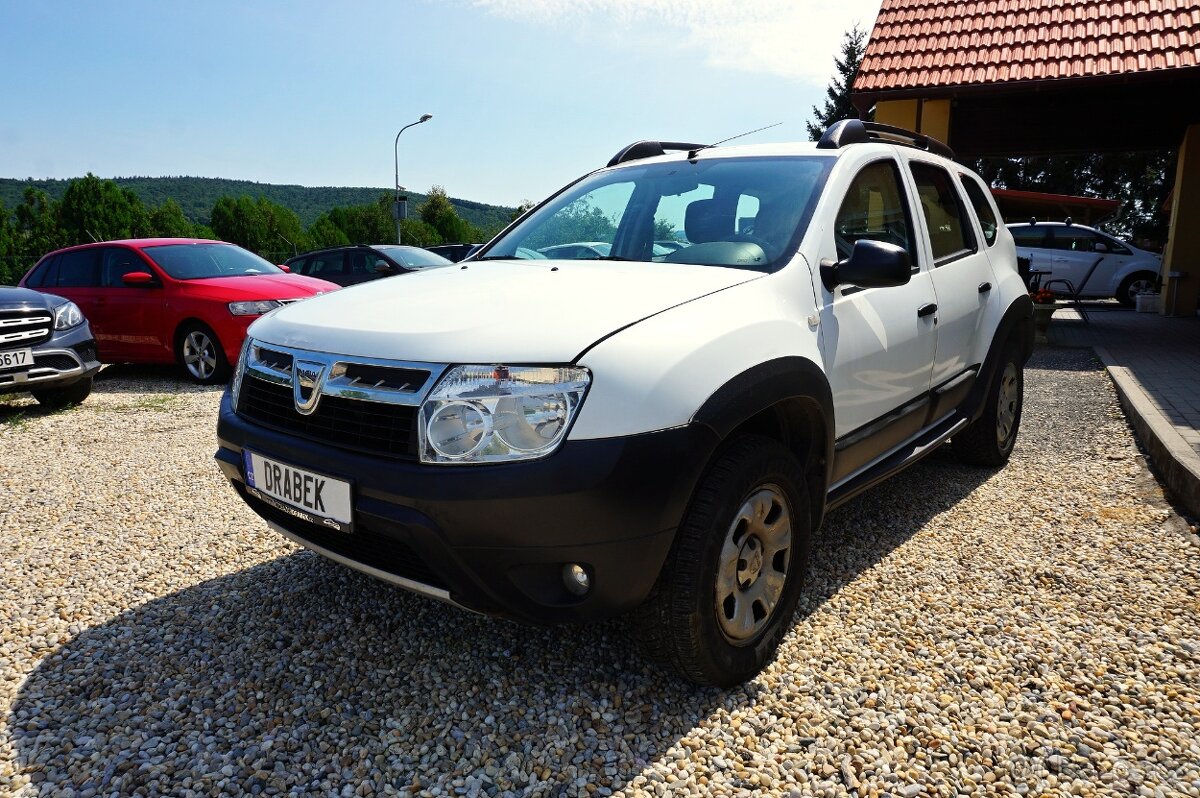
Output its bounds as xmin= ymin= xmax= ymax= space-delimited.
xmin=175 ymin=323 xmax=230 ymax=384
xmin=633 ymin=435 xmax=811 ymax=687
xmin=954 ymin=345 xmax=1023 ymax=466
xmin=1116 ymin=271 xmax=1158 ymax=308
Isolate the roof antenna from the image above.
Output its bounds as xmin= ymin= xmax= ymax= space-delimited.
xmin=689 ymin=122 xmax=783 ymax=159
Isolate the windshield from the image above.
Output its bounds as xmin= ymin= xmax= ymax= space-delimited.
xmin=373 ymin=246 xmax=453 ymax=269
xmin=481 ymin=155 xmax=832 ymax=272
xmin=142 ymin=243 xmax=282 ymax=280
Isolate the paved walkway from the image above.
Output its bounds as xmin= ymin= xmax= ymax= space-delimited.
xmin=1048 ymin=302 xmax=1200 ymax=518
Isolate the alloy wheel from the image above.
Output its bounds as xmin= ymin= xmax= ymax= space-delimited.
xmin=996 ymin=362 xmax=1019 ymax=447
xmin=183 ymin=330 xmax=218 ymax=381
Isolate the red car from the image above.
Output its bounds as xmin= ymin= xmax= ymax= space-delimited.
xmin=19 ymin=239 xmax=338 ymax=383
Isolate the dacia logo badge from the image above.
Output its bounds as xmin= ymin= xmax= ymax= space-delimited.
xmin=293 ymin=359 xmax=327 ymax=416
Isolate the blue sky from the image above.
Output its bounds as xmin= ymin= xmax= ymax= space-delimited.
xmin=0 ymin=0 xmax=882 ymax=208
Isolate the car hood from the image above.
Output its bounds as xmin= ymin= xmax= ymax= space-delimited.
xmin=0 ymin=286 xmax=61 ymax=310
xmin=249 ymin=259 xmax=763 ymax=362
xmin=187 ymin=272 xmax=338 ymax=299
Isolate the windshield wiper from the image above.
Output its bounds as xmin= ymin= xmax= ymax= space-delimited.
xmin=595 ymin=255 xmax=632 ymax=261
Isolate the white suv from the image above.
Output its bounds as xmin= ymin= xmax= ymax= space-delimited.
xmin=216 ymin=120 xmax=1034 ymax=686
xmin=1009 ymin=220 xmax=1162 ymax=306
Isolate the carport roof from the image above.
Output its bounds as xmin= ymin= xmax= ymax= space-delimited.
xmin=855 ymin=0 xmax=1200 ymax=94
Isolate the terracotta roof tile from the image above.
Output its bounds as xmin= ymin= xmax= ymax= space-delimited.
xmin=855 ymin=0 xmax=1200 ymax=92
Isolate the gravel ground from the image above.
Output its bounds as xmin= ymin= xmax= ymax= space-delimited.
xmin=1 ymin=350 xmax=1199 ymax=798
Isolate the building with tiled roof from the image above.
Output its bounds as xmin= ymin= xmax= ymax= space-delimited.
xmin=851 ymin=0 xmax=1200 ymax=314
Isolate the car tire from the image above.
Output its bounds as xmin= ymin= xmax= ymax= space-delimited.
xmin=633 ymin=434 xmax=811 ymax=687
xmin=176 ymin=322 xmax=230 ymax=384
xmin=31 ymin=376 xmax=93 ymax=408
xmin=1116 ymin=271 xmax=1158 ymax=308
xmin=954 ymin=344 xmax=1023 ymax=467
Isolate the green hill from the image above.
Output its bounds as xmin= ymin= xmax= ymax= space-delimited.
xmin=0 ymin=176 xmax=514 ymax=231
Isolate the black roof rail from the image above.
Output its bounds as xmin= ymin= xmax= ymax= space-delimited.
xmin=816 ymin=119 xmax=955 ymax=159
xmin=607 ymin=140 xmax=708 ymax=167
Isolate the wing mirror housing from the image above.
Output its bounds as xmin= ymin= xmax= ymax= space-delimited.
xmin=122 ymin=271 xmax=156 ymax=286
xmin=277 ymin=264 xmax=291 ymax=273
xmin=1092 ymin=242 xmax=1109 ymax=253
xmin=820 ymin=239 xmax=911 ymax=291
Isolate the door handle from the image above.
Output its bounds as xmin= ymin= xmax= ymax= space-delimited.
xmin=917 ymin=303 xmax=938 ymax=318
xmin=978 ymin=282 xmax=992 ymax=293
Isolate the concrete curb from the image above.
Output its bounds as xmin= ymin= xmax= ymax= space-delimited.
xmin=1094 ymin=345 xmax=1200 ymax=519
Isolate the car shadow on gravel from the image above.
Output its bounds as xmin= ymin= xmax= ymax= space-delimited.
xmin=9 ymin=453 xmax=1002 ymax=795
xmin=94 ymin=363 xmax=228 ymax=395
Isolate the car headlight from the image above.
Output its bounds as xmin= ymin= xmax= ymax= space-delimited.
xmin=228 ymin=300 xmax=282 ymax=316
xmin=419 ymin=365 xmax=590 ymax=464
xmin=230 ymin=337 xmax=252 ymax=408
xmin=53 ymin=301 xmax=84 ymax=330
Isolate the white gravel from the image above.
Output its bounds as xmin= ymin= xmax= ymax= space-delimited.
xmin=1 ymin=351 xmax=1199 ymax=798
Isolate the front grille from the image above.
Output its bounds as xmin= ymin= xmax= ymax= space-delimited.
xmin=0 ymin=310 xmax=52 ymax=347
xmin=257 ymin=347 xmax=293 ymax=372
xmin=238 ymin=484 xmax=446 ymax=589
xmin=341 ymin=363 xmax=428 ymax=393
xmin=238 ymin=375 xmax=419 ymax=459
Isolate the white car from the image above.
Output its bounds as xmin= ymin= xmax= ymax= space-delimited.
xmin=216 ymin=120 xmax=1034 ymax=686
xmin=1008 ymin=221 xmax=1161 ymax=306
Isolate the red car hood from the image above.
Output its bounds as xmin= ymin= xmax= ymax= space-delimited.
xmin=189 ymin=272 xmax=338 ymax=298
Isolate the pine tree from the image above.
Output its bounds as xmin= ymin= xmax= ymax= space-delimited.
xmin=807 ymin=25 xmax=868 ymax=140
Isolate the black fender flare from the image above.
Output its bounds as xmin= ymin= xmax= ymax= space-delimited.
xmin=692 ymin=356 xmax=836 ymax=499
xmin=966 ymin=295 xmax=1035 ymax=422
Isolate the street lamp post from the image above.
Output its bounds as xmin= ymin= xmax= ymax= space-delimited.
xmin=394 ymin=113 xmax=433 ymax=244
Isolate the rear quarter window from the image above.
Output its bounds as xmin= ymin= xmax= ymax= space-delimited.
xmin=24 ymin=254 xmax=59 ymax=287
xmin=959 ymin=175 xmax=1000 ymax=247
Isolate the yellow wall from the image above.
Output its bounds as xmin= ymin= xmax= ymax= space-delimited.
xmin=1162 ymin=123 xmax=1200 ymax=316
xmin=873 ymin=99 xmax=951 ymax=144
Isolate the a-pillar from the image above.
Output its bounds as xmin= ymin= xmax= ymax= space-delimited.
xmin=1162 ymin=123 xmax=1200 ymax=316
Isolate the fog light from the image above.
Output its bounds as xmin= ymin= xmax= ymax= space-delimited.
xmin=563 ymin=563 xmax=591 ymax=596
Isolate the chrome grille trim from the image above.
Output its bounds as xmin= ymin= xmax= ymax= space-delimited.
xmin=243 ymin=341 xmax=446 ymax=407
xmin=0 ymin=314 xmax=51 ymax=328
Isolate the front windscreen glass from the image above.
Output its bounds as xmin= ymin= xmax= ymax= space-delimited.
xmin=374 ymin=246 xmax=453 ymax=269
xmin=479 ymin=156 xmax=833 ymax=272
xmin=142 ymin=243 xmax=282 ymax=280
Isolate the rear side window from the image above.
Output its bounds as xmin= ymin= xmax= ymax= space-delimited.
xmin=55 ymin=249 xmax=102 ymax=287
xmin=910 ymin=162 xmax=976 ymax=264
xmin=1011 ymin=225 xmax=1050 ymax=248
xmin=1048 ymin=228 xmax=1101 ymax=252
xmin=834 ymin=159 xmax=916 ymax=264
xmin=959 ymin=175 xmax=999 ymax=247
xmin=307 ymin=252 xmax=345 ymax=277
xmin=25 ymin=255 xmax=59 ymax=287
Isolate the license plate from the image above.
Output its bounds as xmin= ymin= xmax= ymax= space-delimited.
xmin=0 ymin=348 xmax=32 ymax=371
xmin=243 ymin=450 xmax=353 ymax=533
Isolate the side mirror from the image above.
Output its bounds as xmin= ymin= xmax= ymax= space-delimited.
xmin=1092 ymin=242 xmax=1109 ymax=253
xmin=820 ymin=239 xmax=911 ymax=291
xmin=277 ymin=264 xmax=291 ymax=273
xmin=374 ymin=262 xmax=396 ymax=273
xmin=122 ymin=271 xmax=156 ymax=286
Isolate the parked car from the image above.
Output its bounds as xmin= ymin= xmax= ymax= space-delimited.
xmin=425 ymin=243 xmax=483 ymax=263
xmin=20 ymin=239 xmax=337 ymax=384
xmin=1008 ymin=221 xmax=1162 ymax=306
xmin=0 ymin=286 xmax=101 ymax=407
xmin=216 ymin=120 xmax=1033 ymax=685
xmin=284 ymin=244 xmax=452 ymax=287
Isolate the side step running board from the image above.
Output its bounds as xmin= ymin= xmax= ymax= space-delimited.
xmin=826 ymin=416 xmax=969 ymax=511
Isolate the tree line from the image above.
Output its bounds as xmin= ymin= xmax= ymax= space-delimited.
xmin=0 ymin=175 xmax=506 ymax=285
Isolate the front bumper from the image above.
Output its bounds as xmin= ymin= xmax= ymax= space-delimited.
xmin=0 ymin=326 xmax=101 ymax=395
xmin=216 ymin=391 xmax=719 ymax=623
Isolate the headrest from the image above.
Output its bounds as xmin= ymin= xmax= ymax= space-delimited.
xmin=685 ymin=199 xmax=734 ymax=244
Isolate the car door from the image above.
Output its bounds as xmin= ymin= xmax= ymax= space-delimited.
xmin=903 ymin=157 xmax=997 ymax=392
xmin=302 ymin=251 xmax=349 ymax=286
xmin=1045 ymin=227 xmax=1108 ymax=294
xmin=347 ymin=249 xmax=393 ymax=285
xmin=96 ymin=246 xmax=165 ymax=360
xmin=46 ymin=248 xmax=112 ymax=353
xmin=815 ymin=157 xmax=938 ymax=483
